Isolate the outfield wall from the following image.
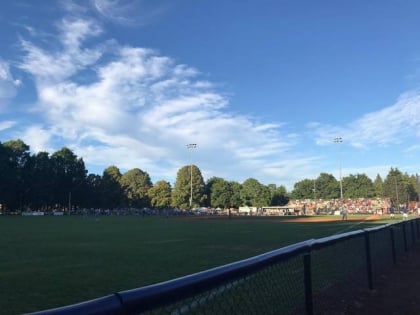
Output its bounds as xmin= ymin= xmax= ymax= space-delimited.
xmin=28 ymin=218 xmax=420 ymax=315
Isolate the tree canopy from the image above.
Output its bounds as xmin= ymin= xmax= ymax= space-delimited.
xmin=0 ymin=138 xmax=418 ymax=212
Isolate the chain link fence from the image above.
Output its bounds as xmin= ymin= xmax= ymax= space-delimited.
xmin=29 ymin=218 xmax=420 ymax=315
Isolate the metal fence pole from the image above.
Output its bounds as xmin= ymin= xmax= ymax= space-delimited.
xmin=364 ymin=232 xmax=373 ymax=290
xmin=303 ymin=253 xmax=313 ymax=315
xmin=402 ymin=222 xmax=408 ymax=252
xmin=411 ymin=220 xmax=416 ymax=244
xmin=390 ymin=227 xmax=397 ymax=265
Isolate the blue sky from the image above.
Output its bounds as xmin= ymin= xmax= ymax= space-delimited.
xmin=0 ymin=0 xmax=419 ymax=189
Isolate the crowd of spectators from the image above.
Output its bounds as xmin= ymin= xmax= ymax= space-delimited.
xmin=288 ymin=198 xmax=420 ymax=215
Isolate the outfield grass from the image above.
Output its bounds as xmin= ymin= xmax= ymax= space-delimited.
xmin=0 ymin=215 xmax=390 ymax=314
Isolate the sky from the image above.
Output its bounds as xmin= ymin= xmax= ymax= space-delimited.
xmin=0 ymin=0 xmax=419 ymax=190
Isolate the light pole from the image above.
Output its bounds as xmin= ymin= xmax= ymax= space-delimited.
xmin=186 ymin=143 xmax=197 ymax=209
xmin=417 ymin=174 xmax=420 ymax=206
xmin=333 ymin=137 xmax=343 ymax=200
xmin=394 ymin=175 xmax=399 ymax=211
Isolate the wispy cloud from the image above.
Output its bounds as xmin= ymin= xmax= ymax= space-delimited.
xmin=308 ymin=90 xmax=420 ymax=148
xmin=0 ymin=60 xmax=21 ymax=106
xmin=92 ymin=0 xmax=171 ymax=26
xmin=15 ymin=16 xmax=302 ymax=186
xmin=0 ymin=120 xmax=17 ymax=131
xmin=18 ymin=18 xmax=102 ymax=83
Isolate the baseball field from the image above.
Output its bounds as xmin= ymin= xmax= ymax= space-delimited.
xmin=1 ymin=214 xmax=392 ymax=314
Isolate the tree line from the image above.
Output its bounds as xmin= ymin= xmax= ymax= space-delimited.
xmin=0 ymin=139 xmax=419 ymax=212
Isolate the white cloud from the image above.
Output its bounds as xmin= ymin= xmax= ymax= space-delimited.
xmin=16 ymin=16 xmax=301 ymax=187
xmin=19 ymin=18 xmax=103 ymax=83
xmin=19 ymin=126 xmax=52 ymax=153
xmin=0 ymin=61 xmax=21 ymax=105
xmin=309 ymin=90 xmax=420 ymax=148
xmin=0 ymin=120 xmax=17 ymax=131
xmin=92 ymin=0 xmax=171 ymax=26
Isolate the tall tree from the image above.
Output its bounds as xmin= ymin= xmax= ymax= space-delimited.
xmin=383 ymin=168 xmax=414 ymax=206
xmin=291 ymin=179 xmax=314 ymax=199
xmin=1 ymin=140 xmax=31 ymax=211
xmin=207 ymin=177 xmax=233 ymax=209
xmin=229 ymin=181 xmax=242 ymax=208
xmin=172 ymin=165 xmax=206 ymax=209
xmin=27 ymin=152 xmax=55 ymax=210
xmin=120 ymin=168 xmax=152 ymax=208
xmin=315 ymin=173 xmax=340 ymax=199
xmin=85 ymin=174 xmax=103 ymax=209
xmin=342 ymin=174 xmax=375 ymax=198
xmin=148 ymin=180 xmax=172 ymax=209
xmin=50 ymin=147 xmax=87 ymax=210
xmin=373 ymin=174 xmax=384 ymax=197
xmin=101 ymin=166 xmax=124 ymax=209
xmin=270 ymin=184 xmax=289 ymax=205
xmin=240 ymin=178 xmax=271 ymax=207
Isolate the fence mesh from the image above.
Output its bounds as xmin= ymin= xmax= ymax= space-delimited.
xmin=310 ymin=235 xmax=367 ymax=314
xmin=142 ymin=254 xmax=306 ymax=315
xmin=368 ymin=228 xmax=394 ymax=286
xmin=392 ymin=223 xmax=406 ymax=260
xmin=27 ymin=218 xmax=420 ymax=315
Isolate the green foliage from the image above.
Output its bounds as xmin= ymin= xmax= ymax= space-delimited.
xmin=240 ymin=178 xmax=271 ymax=207
xmin=270 ymin=184 xmax=289 ymax=205
xmin=315 ymin=173 xmax=340 ymax=199
xmin=1 ymin=138 xmax=419 ymax=212
xmin=1 ymin=139 xmax=31 ymax=210
xmin=101 ymin=166 xmax=124 ymax=209
xmin=120 ymin=168 xmax=152 ymax=208
xmin=373 ymin=174 xmax=384 ymax=197
xmin=206 ymin=177 xmax=233 ymax=208
xmin=172 ymin=165 xmax=206 ymax=209
xmin=291 ymin=179 xmax=315 ymax=199
xmin=148 ymin=180 xmax=172 ymax=209
xmin=50 ymin=147 xmax=88 ymax=209
xmin=342 ymin=174 xmax=375 ymax=198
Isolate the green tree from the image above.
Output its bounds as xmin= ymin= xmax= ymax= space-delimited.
xmin=373 ymin=174 xmax=384 ymax=197
xmin=27 ymin=152 xmax=55 ymax=210
xmin=120 ymin=168 xmax=152 ymax=208
xmin=342 ymin=174 xmax=375 ymax=198
xmin=1 ymin=139 xmax=31 ymax=211
xmin=382 ymin=168 xmax=417 ymax=206
xmin=207 ymin=177 xmax=232 ymax=208
xmin=172 ymin=165 xmax=206 ymax=210
xmin=315 ymin=173 xmax=340 ymax=199
xmin=291 ymin=179 xmax=314 ymax=199
xmin=50 ymin=147 xmax=87 ymax=211
xmin=270 ymin=184 xmax=289 ymax=205
xmin=229 ymin=181 xmax=242 ymax=208
xmin=101 ymin=165 xmax=124 ymax=209
xmin=85 ymin=174 xmax=103 ymax=209
xmin=240 ymin=178 xmax=271 ymax=207
xmin=148 ymin=180 xmax=172 ymax=209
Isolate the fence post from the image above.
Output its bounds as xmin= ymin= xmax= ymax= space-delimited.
xmin=411 ymin=220 xmax=416 ymax=245
xmin=303 ymin=253 xmax=313 ymax=315
xmin=390 ymin=227 xmax=397 ymax=265
xmin=364 ymin=232 xmax=373 ymax=290
xmin=402 ymin=222 xmax=408 ymax=252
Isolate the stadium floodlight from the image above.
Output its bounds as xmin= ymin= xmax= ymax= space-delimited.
xmin=333 ymin=137 xmax=343 ymax=200
xmin=186 ymin=143 xmax=197 ymax=209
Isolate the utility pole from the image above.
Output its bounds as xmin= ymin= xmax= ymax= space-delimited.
xmin=186 ymin=144 xmax=197 ymax=209
xmin=333 ymin=137 xmax=343 ymax=199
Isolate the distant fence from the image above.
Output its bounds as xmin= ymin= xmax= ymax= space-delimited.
xmin=29 ymin=218 xmax=420 ymax=315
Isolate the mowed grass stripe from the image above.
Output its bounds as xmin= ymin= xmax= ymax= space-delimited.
xmin=0 ymin=215 xmax=386 ymax=314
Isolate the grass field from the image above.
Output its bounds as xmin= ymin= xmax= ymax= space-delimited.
xmin=0 ymin=214 xmax=393 ymax=314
